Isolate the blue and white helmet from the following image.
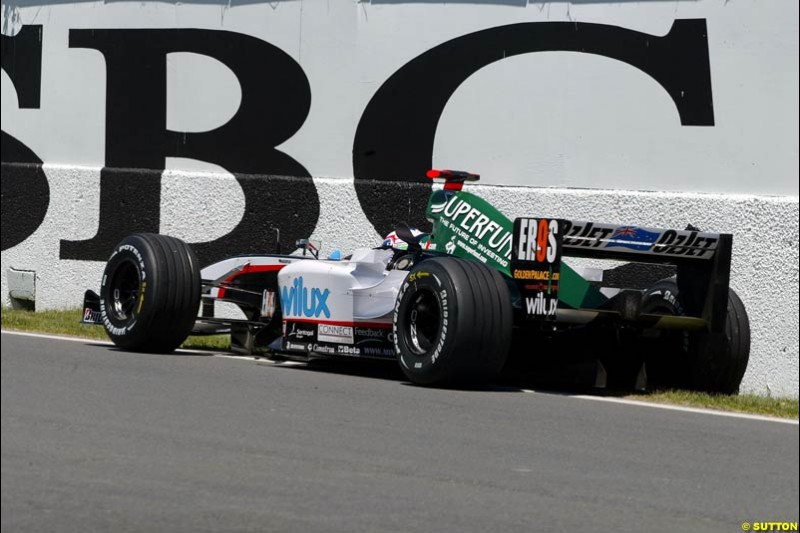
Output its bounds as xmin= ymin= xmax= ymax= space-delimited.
xmin=382 ymin=228 xmax=434 ymax=250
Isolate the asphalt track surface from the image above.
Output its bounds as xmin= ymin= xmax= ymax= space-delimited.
xmin=2 ymin=332 xmax=798 ymax=533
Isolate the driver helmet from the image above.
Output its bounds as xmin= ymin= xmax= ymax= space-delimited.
xmin=382 ymin=229 xmax=433 ymax=250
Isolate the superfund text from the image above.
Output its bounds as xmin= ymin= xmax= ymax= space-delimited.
xmin=441 ymin=196 xmax=513 ymax=258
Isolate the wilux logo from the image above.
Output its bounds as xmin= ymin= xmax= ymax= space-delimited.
xmin=281 ymin=277 xmax=331 ymax=318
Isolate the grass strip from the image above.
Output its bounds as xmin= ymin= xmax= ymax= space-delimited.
xmin=628 ymin=389 xmax=797 ymax=420
xmin=1 ymin=307 xmax=229 ymax=351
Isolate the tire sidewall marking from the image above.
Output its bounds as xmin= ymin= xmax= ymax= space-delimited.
xmin=394 ymin=267 xmax=450 ymax=370
xmin=100 ymin=242 xmax=148 ymax=337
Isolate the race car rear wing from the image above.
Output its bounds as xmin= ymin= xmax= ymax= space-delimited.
xmin=560 ymin=220 xmax=722 ymax=262
xmin=512 ymin=218 xmax=732 ymax=334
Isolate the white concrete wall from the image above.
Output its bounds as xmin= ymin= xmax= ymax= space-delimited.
xmin=2 ymin=165 xmax=797 ymax=397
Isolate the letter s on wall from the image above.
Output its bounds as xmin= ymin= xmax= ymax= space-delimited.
xmin=1 ymin=25 xmax=50 ymax=252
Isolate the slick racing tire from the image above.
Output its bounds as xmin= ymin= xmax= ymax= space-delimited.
xmin=393 ymin=257 xmax=512 ymax=387
xmin=100 ymin=233 xmax=201 ymax=353
xmin=642 ymin=279 xmax=750 ymax=394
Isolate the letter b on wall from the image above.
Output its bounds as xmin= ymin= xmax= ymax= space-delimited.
xmin=59 ymin=29 xmax=319 ymax=265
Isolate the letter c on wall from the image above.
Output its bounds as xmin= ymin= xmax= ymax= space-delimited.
xmin=352 ymin=20 xmax=715 ymax=237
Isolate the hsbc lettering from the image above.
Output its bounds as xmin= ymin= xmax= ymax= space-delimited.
xmin=1 ymin=21 xmax=714 ymax=261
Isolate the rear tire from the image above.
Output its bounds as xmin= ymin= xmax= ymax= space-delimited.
xmin=642 ymin=279 xmax=750 ymax=394
xmin=100 ymin=233 xmax=201 ymax=352
xmin=393 ymin=257 xmax=512 ymax=386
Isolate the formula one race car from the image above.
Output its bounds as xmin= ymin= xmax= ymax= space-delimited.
xmin=82 ymin=170 xmax=750 ymax=393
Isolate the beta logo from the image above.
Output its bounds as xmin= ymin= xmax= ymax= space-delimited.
xmin=281 ymin=277 xmax=331 ymax=318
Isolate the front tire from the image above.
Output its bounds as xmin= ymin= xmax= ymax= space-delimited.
xmin=100 ymin=233 xmax=201 ymax=352
xmin=393 ymin=257 xmax=512 ymax=386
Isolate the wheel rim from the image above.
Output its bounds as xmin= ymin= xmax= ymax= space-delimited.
xmin=108 ymin=259 xmax=141 ymax=323
xmin=404 ymin=289 xmax=441 ymax=355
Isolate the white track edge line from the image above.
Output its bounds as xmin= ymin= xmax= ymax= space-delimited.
xmin=0 ymin=330 xmax=297 ymax=362
xmin=2 ymin=329 xmax=113 ymax=345
xmin=567 ymin=393 xmax=798 ymax=425
xmin=214 ymin=354 xmax=306 ymax=366
xmin=1 ymin=329 xmax=219 ymax=356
